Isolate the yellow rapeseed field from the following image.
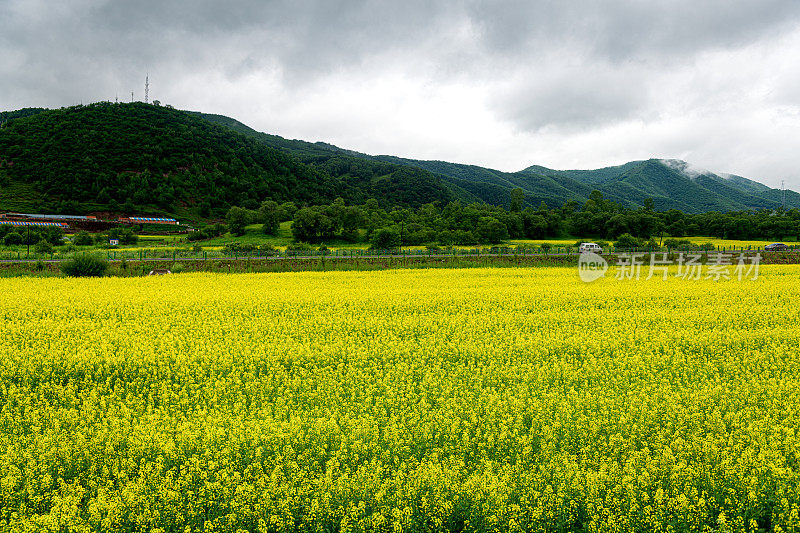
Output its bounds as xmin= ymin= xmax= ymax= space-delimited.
xmin=1 ymin=267 xmax=800 ymax=532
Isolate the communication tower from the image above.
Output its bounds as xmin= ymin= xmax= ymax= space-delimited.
xmin=782 ymin=180 xmax=786 ymax=210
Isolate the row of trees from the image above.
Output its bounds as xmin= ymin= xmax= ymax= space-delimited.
xmin=0 ymin=224 xmax=64 ymax=248
xmin=0 ymin=225 xmax=138 ymax=249
xmin=222 ymin=191 xmax=800 ymax=247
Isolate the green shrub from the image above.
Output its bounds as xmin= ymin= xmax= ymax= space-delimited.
xmin=259 ymin=243 xmax=277 ymax=256
xmin=614 ymin=233 xmax=645 ymax=250
xmin=489 ymin=246 xmax=513 ymax=254
xmin=73 ymin=231 xmax=94 ymax=246
xmin=663 ymin=238 xmax=692 ymax=249
xmin=644 ymin=238 xmax=661 ymax=250
xmin=3 ymin=232 xmax=23 ymax=246
xmin=370 ymin=228 xmax=401 ymax=250
xmin=286 ymin=242 xmax=313 ymax=253
xmin=60 ymin=255 xmax=109 ymax=277
xmin=34 ymin=239 xmax=53 ymax=255
xmin=223 ymin=242 xmax=258 ymax=255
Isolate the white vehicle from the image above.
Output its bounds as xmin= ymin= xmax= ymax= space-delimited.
xmin=579 ymin=242 xmax=603 ymax=255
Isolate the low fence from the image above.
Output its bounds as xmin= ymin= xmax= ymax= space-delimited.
xmin=0 ymin=244 xmax=796 ymax=262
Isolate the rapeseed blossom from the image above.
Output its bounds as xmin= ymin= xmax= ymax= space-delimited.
xmin=1 ymin=267 xmax=799 ymax=531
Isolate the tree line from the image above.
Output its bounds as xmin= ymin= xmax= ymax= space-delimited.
xmin=0 ymin=224 xmax=138 ymax=251
xmin=220 ymin=190 xmax=800 ymax=248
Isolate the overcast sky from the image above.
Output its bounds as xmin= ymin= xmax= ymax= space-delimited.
xmin=2 ymin=0 xmax=799 ymax=189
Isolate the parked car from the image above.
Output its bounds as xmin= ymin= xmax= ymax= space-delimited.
xmin=765 ymin=243 xmax=789 ymax=251
xmin=579 ymin=242 xmax=604 ymax=254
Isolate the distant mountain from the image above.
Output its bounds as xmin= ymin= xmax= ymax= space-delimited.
xmin=0 ymin=104 xmax=454 ymax=218
xmin=367 ymin=156 xmax=799 ymax=213
xmin=197 ymin=111 xmax=797 ymax=213
xmin=1 ymin=104 xmax=796 ymax=217
xmin=195 ymin=112 xmax=582 ymax=207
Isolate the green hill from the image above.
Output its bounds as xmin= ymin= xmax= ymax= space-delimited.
xmin=379 ymin=157 xmax=800 ymax=212
xmin=192 ymin=112 xmax=483 ymax=205
xmin=210 ymin=112 xmax=798 ymax=213
xmin=2 ymin=104 xmax=797 ymax=217
xmin=177 ymin=111 xmax=800 ymax=213
xmin=0 ymin=103 xmax=453 ymax=218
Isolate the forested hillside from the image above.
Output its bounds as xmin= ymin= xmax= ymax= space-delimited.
xmin=193 ymin=112 xmax=480 ymax=204
xmin=377 ymin=156 xmax=800 ymax=212
xmin=0 ymin=103 xmax=453 ymax=217
xmin=197 ymin=111 xmax=799 ymax=212
xmin=0 ymin=108 xmax=48 ymax=125
xmin=1 ymin=103 xmax=797 ymax=219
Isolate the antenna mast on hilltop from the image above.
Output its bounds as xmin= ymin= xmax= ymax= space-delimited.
xmin=782 ymin=180 xmax=786 ymax=209
xmin=145 ymin=74 xmax=149 ymax=104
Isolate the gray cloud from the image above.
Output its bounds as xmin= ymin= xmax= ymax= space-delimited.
xmin=490 ymin=60 xmax=654 ymax=132
xmin=1 ymin=0 xmax=800 ymax=186
xmin=466 ymin=0 xmax=800 ymax=62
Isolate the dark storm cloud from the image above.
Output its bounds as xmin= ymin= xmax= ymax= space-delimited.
xmin=466 ymin=0 xmax=800 ymax=61
xmin=464 ymin=0 xmax=800 ymax=131
xmin=1 ymin=0 xmax=799 ymax=184
xmin=0 ymin=0 xmax=463 ymax=104
xmin=6 ymin=0 xmax=799 ymax=122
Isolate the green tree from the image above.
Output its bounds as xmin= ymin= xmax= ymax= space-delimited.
xmin=370 ymin=227 xmax=401 ymax=250
xmin=291 ymin=207 xmax=336 ymax=243
xmin=3 ymin=232 xmax=23 ymax=246
xmin=41 ymin=226 xmax=64 ymax=246
xmin=226 ymin=206 xmax=250 ymax=236
xmin=292 ymin=208 xmax=318 ymax=242
xmin=34 ymin=239 xmax=53 ymax=254
xmin=280 ymin=202 xmax=298 ymax=221
xmin=476 ymin=217 xmax=509 ymax=244
xmin=259 ymin=200 xmax=282 ymax=235
xmin=614 ymin=233 xmax=644 ymax=250
xmin=340 ymin=206 xmax=364 ymax=242
xmin=510 ymin=188 xmax=525 ymax=212
xmin=73 ymin=231 xmax=94 ymax=246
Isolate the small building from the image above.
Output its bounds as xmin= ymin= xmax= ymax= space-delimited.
xmin=0 ymin=213 xmax=111 ymax=231
xmin=1 ymin=212 xmax=97 ymax=222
